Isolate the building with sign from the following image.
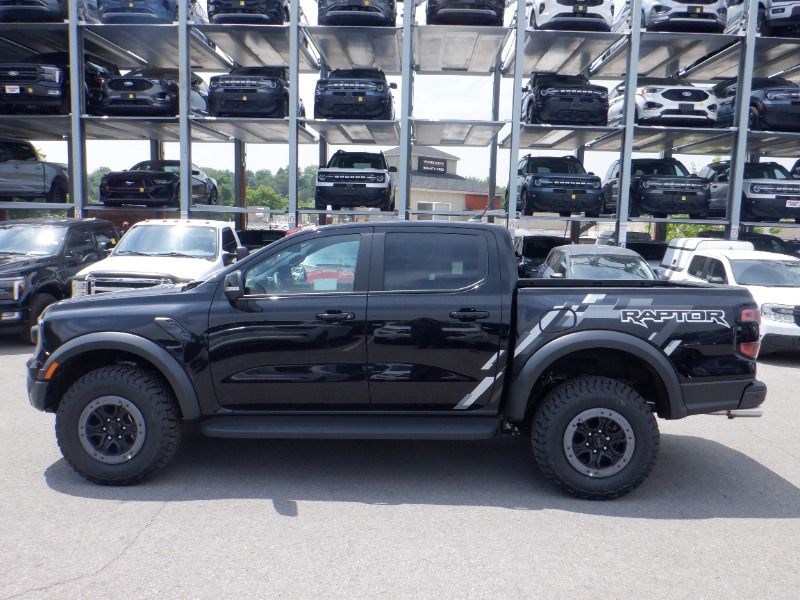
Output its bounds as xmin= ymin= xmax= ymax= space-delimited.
xmin=384 ymin=146 xmax=501 ymax=219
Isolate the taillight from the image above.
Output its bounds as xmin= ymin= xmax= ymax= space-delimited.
xmin=736 ymin=305 xmax=760 ymax=359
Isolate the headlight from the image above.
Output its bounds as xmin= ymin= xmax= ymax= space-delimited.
xmin=318 ymin=173 xmax=328 ymax=182
xmin=591 ymin=181 xmax=600 ymax=189
xmin=209 ymin=77 xmax=220 ymax=88
xmin=642 ymin=179 xmax=651 ymax=189
xmin=265 ymin=80 xmax=277 ymax=89
xmin=766 ymin=92 xmax=776 ymax=101
xmin=0 ymin=277 xmax=25 ymax=301
xmin=598 ymin=91 xmax=608 ymax=99
xmin=643 ymin=87 xmax=661 ymax=94
xmin=533 ymin=178 xmax=543 ymax=186
xmin=71 ymin=279 xmax=89 ymax=298
xmin=540 ymin=88 xmax=556 ymax=96
xmin=375 ymin=84 xmax=385 ymax=92
xmin=374 ymin=174 xmax=385 ymax=183
xmin=40 ymin=66 xmax=62 ymax=84
xmin=761 ymin=304 xmax=796 ymax=323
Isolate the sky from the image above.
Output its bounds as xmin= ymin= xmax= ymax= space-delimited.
xmin=34 ymin=1 xmax=797 ymax=184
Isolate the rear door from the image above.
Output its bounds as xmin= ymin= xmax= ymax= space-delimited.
xmin=0 ymin=141 xmax=43 ymax=195
xmin=365 ymin=227 xmax=503 ymax=410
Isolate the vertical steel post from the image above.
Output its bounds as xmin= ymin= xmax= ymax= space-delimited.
xmin=506 ymin=0 xmax=527 ymax=223
xmin=149 ymin=139 xmax=163 ymax=161
xmin=615 ymin=2 xmax=643 ymax=248
xmin=487 ymin=57 xmax=502 ymax=221
xmin=178 ymin=0 xmax=191 ymax=218
xmin=234 ymin=139 xmax=246 ymax=230
xmin=726 ymin=0 xmax=758 ymax=241
xmin=397 ymin=0 xmax=415 ymax=220
xmin=67 ymin=0 xmax=85 ymax=217
xmin=288 ymin=0 xmax=300 ymax=226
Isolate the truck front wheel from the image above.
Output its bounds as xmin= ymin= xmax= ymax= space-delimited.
xmin=531 ymin=375 xmax=659 ymax=500
xmin=55 ymin=366 xmax=181 ymax=486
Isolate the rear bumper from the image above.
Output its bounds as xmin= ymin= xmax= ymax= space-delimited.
xmin=761 ymin=333 xmax=800 ymax=353
xmin=427 ymin=0 xmax=503 ymax=23
xmin=681 ymin=379 xmax=766 ymax=417
xmin=208 ymin=87 xmax=284 ymax=117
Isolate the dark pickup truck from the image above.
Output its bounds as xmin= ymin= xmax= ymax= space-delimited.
xmin=28 ymin=222 xmax=766 ymax=499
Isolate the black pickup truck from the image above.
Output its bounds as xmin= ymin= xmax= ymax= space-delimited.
xmin=28 ymin=222 xmax=766 ymax=499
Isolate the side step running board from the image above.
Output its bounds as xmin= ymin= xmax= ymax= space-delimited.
xmin=200 ymin=415 xmax=501 ymax=440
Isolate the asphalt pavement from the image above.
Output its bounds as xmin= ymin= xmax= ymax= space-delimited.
xmin=1 ymin=340 xmax=798 ymax=599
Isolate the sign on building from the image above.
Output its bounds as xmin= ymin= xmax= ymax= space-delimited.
xmin=418 ymin=157 xmax=447 ymax=174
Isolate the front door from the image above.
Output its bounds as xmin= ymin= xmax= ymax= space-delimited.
xmin=208 ymin=229 xmax=371 ymax=410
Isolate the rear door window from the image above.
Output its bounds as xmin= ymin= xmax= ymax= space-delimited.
xmin=688 ymin=256 xmax=708 ymax=279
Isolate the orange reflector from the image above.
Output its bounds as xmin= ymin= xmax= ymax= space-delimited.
xmin=43 ymin=361 xmax=59 ymax=380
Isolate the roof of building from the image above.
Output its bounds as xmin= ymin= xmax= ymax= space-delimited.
xmin=384 ymin=146 xmax=460 ymax=161
xmin=410 ymin=172 xmax=488 ymax=194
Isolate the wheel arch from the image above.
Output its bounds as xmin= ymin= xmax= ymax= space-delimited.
xmin=41 ymin=332 xmax=201 ymax=420
xmin=504 ymin=330 xmax=685 ymax=423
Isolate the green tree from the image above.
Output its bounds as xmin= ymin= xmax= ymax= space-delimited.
xmin=248 ymin=184 xmax=288 ymax=210
xmin=86 ymin=167 xmax=111 ymax=203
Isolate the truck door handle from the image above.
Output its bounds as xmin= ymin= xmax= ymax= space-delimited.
xmin=449 ymin=309 xmax=490 ymax=321
xmin=316 ymin=310 xmax=355 ymax=322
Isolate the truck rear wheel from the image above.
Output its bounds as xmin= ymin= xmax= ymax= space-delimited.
xmin=55 ymin=366 xmax=181 ymax=486
xmin=47 ymin=180 xmax=67 ymax=203
xmin=531 ymin=375 xmax=659 ymax=500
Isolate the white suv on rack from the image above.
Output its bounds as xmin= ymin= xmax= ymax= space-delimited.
xmin=608 ymin=78 xmax=717 ymax=126
xmin=726 ymin=0 xmax=800 ymax=35
xmin=615 ymin=0 xmax=727 ymax=32
xmin=528 ymin=0 xmax=614 ymax=31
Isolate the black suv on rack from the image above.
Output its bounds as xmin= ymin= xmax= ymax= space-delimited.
xmin=0 ymin=52 xmax=119 ymax=115
xmin=602 ymin=158 xmax=710 ymax=218
xmin=99 ymin=0 xmax=207 ymax=23
xmin=512 ymin=154 xmax=603 ymax=217
xmin=0 ymin=0 xmax=68 ymax=21
xmin=713 ymin=77 xmax=800 ymax=132
xmin=208 ymin=0 xmax=288 ymax=23
xmin=521 ymin=73 xmax=608 ymax=125
xmin=318 ymin=0 xmax=396 ymax=25
xmin=99 ymin=160 xmax=218 ymax=207
xmin=209 ymin=66 xmax=303 ymax=118
xmin=0 ymin=218 xmax=117 ymax=342
xmin=314 ymin=68 xmax=396 ymax=120
xmin=426 ymin=0 xmax=504 ymax=25
xmin=101 ymin=67 xmax=209 ymax=116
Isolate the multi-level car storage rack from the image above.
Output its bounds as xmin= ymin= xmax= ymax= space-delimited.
xmin=0 ymin=0 xmax=799 ymax=242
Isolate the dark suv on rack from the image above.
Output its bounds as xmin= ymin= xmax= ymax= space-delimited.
xmin=602 ymin=158 xmax=710 ymax=218
xmin=314 ymin=68 xmax=396 ymax=120
xmin=713 ymin=77 xmax=800 ymax=132
xmin=0 ymin=52 xmax=119 ymax=115
xmin=426 ymin=0 xmax=504 ymax=25
xmin=318 ymin=0 xmax=396 ymax=26
xmin=99 ymin=160 xmax=218 ymax=207
xmin=512 ymin=154 xmax=603 ymax=217
xmin=0 ymin=0 xmax=68 ymax=21
xmin=521 ymin=73 xmax=608 ymax=126
xmin=101 ymin=67 xmax=209 ymax=116
xmin=99 ymin=0 xmax=207 ymax=23
xmin=208 ymin=0 xmax=288 ymax=23
xmin=209 ymin=66 xmax=303 ymax=118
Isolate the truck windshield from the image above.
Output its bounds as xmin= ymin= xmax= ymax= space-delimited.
xmin=327 ymin=154 xmax=384 ymax=169
xmin=0 ymin=225 xmax=66 ymax=256
xmin=570 ymin=254 xmax=654 ymax=280
xmin=744 ymin=164 xmax=791 ymax=180
xmin=528 ymin=159 xmax=585 ymax=175
xmin=114 ymin=225 xmax=218 ymax=259
xmin=729 ymin=259 xmax=800 ymax=287
xmin=633 ymin=161 xmax=690 ymax=177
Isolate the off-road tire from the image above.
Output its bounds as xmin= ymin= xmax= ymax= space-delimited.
xmin=56 ymin=366 xmax=181 ymax=486
xmin=23 ymin=292 xmax=56 ymax=344
xmin=531 ymin=375 xmax=659 ymax=500
xmin=47 ymin=180 xmax=67 ymax=203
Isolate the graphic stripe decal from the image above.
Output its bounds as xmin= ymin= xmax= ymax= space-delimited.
xmin=664 ymin=339 xmax=682 ymax=356
xmin=481 ymin=350 xmax=505 ymax=372
xmin=514 ymin=310 xmax=560 ymax=357
xmin=454 ymin=377 xmax=495 ymax=410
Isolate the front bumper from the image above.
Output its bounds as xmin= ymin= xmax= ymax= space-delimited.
xmin=539 ymin=12 xmax=612 ymax=31
xmin=0 ymin=303 xmax=27 ymax=333
xmin=101 ymin=91 xmax=177 ymax=116
xmin=99 ymin=2 xmax=174 ymax=23
xmin=767 ymin=3 xmax=800 ymax=27
xmin=101 ymin=183 xmax=178 ymax=206
xmin=209 ymin=0 xmax=285 ymax=23
xmin=743 ymin=194 xmax=800 ymax=220
xmin=318 ymin=3 xmax=395 ymax=26
xmin=426 ymin=0 xmax=503 ymax=24
xmin=527 ymin=188 xmax=603 ymax=214
xmin=648 ymin=9 xmax=725 ymax=32
xmin=315 ymin=184 xmax=391 ymax=209
xmin=209 ymin=87 xmax=284 ymax=117
xmin=761 ymin=333 xmax=800 ymax=353
xmin=315 ymin=91 xmax=391 ymax=119
xmin=535 ymin=96 xmax=608 ymax=125
xmin=637 ymin=189 xmax=709 ymax=215
xmin=0 ymin=83 xmax=63 ymax=111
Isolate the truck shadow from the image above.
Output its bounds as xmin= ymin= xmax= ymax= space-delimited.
xmin=45 ymin=432 xmax=799 ymax=520
xmin=0 ymin=338 xmax=35 ymax=357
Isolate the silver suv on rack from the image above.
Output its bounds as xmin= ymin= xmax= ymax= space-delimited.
xmin=615 ymin=0 xmax=727 ymax=32
xmin=608 ymin=78 xmax=717 ymax=126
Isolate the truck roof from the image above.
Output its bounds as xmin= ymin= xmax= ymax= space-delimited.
xmin=696 ymin=249 xmax=799 ymax=262
xmin=136 ymin=219 xmax=233 ymax=229
xmin=665 ymin=237 xmax=754 ymax=252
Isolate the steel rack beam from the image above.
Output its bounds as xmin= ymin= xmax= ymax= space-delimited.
xmin=305 ymin=26 xmax=402 ymax=74
xmin=745 ymin=131 xmax=800 ymax=158
xmin=414 ymin=25 xmax=510 ymax=75
xmin=83 ymin=116 xmax=228 ymax=142
xmin=503 ymin=30 xmax=623 ymax=77
xmin=752 ymin=36 xmax=800 ymax=79
xmin=178 ymin=1 xmax=191 ymax=218
xmin=501 ymin=125 xmax=619 ymax=150
xmin=586 ymin=125 xmax=736 ymax=154
xmin=305 ymin=120 xmax=402 ymax=145
xmin=191 ymin=118 xmax=317 ymax=144
xmin=0 ymin=23 xmax=69 ymax=58
xmin=0 ymin=201 xmax=73 ymax=210
xmin=396 ymin=0 xmax=415 ymax=220
xmin=0 ymin=116 xmax=71 ymax=140
xmin=196 ymin=24 xmax=318 ymax=71
xmin=505 ymin=0 xmax=526 ymax=222
xmin=288 ymin=0 xmax=300 ymax=227
xmin=411 ymin=120 xmax=506 ymax=147
xmin=488 ymin=59 xmax=502 ymax=218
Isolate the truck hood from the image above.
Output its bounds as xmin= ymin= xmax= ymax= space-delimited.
xmin=741 ymin=286 xmax=800 ymax=307
xmin=0 ymin=254 xmax=53 ymax=276
xmin=104 ymin=170 xmax=179 ymax=181
xmin=75 ymin=255 xmax=217 ymax=281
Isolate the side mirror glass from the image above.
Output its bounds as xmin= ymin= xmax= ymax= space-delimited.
xmin=388 ymin=166 xmax=398 ymax=173
xmin=522 ymin=86 xmax=529 ymax=93
xmin=389 ymin=82 xmax=397 ymax=89
xmin=224 ymin=270 xmax=244 ymax=302
xmin=707 ymin=276 xmax=725 ymax=284
xmin=236 ymin=245 xmax=249 ymax=261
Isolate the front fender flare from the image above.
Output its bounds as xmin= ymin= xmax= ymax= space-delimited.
xmin=504 ymin=330 xmax=685 ymax=422
xmin=43 ymin=331 xmax=201 ymax=420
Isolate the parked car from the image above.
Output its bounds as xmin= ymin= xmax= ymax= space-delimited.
xmin=208 ymin=0 xmax=288 ymax=23
xmin=0 ymin=0 xmax=67 ymax=21
xmin=101 ymin=67 xmax=208 ymax=116
xmin=0 ymin=139 xmax=69 ymax=203
xmin=315 ymin=150 xmax=397 ymax=212
xmin=615 ymin=0 xmax=727 ymax=32
xmin=317 ymin=0 xmax=396 ymax=25
xmin=521 ymin=73 xmax=608 ymax=126
xmin=0 ymin=218 xmax=117 ymax=341
xmin=608 ymin=78 xmax=716 ymax=127
xmin=696 ymin=229 xmax=800 ymax=257
xmin=726 ymin=0 xmax=800 ymax=36
xmin=70 ymin=219 xmax=247 ymax=296
xmin=713 ymin=77 xmax=800 ymax=131
xmin=427 ymin=0 xmax=504 ymax=25
xmin=314 ymin=68 xmax=396 ymax=120
xmin=30 ymin=222 xmax=766 ymax=499
xmin=538 ymin=244 xmax=656 ymax=280
xmin=699 ymin=160 xmax=800 ymax=222
xmin=602 ymin=158 xmax=710 ymax=218
xmin=209 ymin=66 xmax=304 ymax=118
xmin=99 ymin=0 xmax=207 ymax=23
xmin=529 ymin=0 xmax=614 ymax=31
xmin=99 ymin=160 xmax=217 ymax=207
xmin=0 ymin=52 xmax=119 ymax=115
xmin=513 ymin=232 xmax=572 ymax=277
xmin=511 ymin=154 xmax=603 ymax=217
xmin=594 ymin=232 xmax=668 ymax=271
xmin=793 ymin=159 xmax=800 ymax=178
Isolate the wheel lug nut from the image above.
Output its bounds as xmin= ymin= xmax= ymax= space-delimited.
xmin=593 ymin=450 xmax=597 ymax=453
xmin=117 ymin=435 xmax=122 ymax=439
xmin=586 ymin=443 xmax=590 ymax=447
xmin=603 ymin=446 xmax=607 ymax=450
xmin=606 ymin=436 xmax=610 ymax=441
xmin=102 ymin=427 xmax=106 ymax=431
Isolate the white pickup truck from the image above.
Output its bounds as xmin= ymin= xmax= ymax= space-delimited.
xmin=0 ymin=139 xmax=69 ymax=203
xmin=71 ymin=219 xmax=247 ymax=296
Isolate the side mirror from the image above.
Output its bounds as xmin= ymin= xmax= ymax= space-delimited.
xmin=717 ymin=174 xmax=728 ymax=182
xmin=236 ymin=245 xmax=249 ymax=261
xmin=388 ymin=166 xmax=398 ymax=173
xmin=389 ymin=82 xmax=397 ymax=89
xmin=549 ymin=272 xmax=565 ymax=279
xmin=517 ymin=168 xmax=524 ymax=176
xmin=222 ymin=252 xmax=235 ymax=266
xmin=707 ymin=276 xmax=725 ymax=285
xmin=522 ymin=86 xmax=529 ymax=93
xmin=224 ymin=270 xmax=244 ymax=302
xmin=588 ymin=171 xmax=595 ymax=176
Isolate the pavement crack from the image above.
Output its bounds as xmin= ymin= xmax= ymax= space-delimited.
xmin=2 ymin=501 xmax=168 ymax=600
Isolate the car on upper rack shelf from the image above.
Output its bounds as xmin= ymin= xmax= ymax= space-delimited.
xmin=0 ymin=52 xmax=119 ymax=115
xmin=317 ymin=0 xmax=396 ymax=26
xmin=608 ymin=77 xmax=717 ymax=127
xmin=208 ymin=66 xmax=305 ymax=118
xmin=99 ymin=160 xmax=218 ymax=207
xmin=521 ymin=73 xmax=608 ymax=126
xmin=208 ymin=0 xmax=288 ymax=23
xmin=315 ymin=150 xmax=397 ymax=212
xmin=712 ymin=77 xmax=800 ymax=131
xmin=699 ymin=160 xmax=800 ymax=222
xmin=511 ymin=154 xmax=603 ymax=217
xmin=725 ymin=0 xmax=800 ymax=36
xmin=98 ymin=0 xmax=208 ymax=23
xmin=100 ymin=67 xmax=209 ymax=116
xmin=0 ymin=139 xmax=69 ymax=203
xmin=614 ymin=0 xmax=727 ymax=32
xmin=528 ymin=0 xmax=614 ymax=31
xmin=314 ymin=68 xmax=396 ymax=120
xmin=426 ymin=0 xmax=504 ymax=25
xmin=602 ymin=157 xmax=710 ymax=218
xmin=0 ymin=0 xmax=69 ymax=21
